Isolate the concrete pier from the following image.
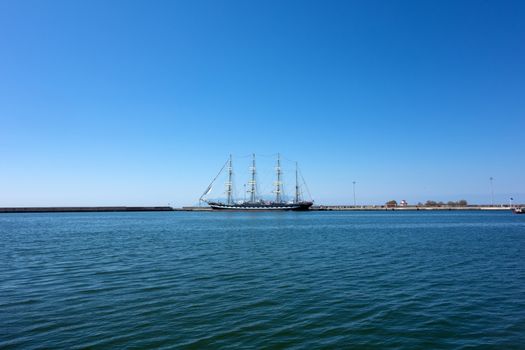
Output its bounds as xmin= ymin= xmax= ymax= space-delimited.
xmin=310 ymin=205 xmax=512 ymax=211
xmin=0 ymin=206 xmax=174 ymax=213
xmin=0 ymin=205 xmax=516 ymax=213
xmin=175 ymin=205 xmax=514 ymax=211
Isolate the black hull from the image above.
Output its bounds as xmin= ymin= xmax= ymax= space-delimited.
xmin=208 ymin=202 xmax=313 ymax=211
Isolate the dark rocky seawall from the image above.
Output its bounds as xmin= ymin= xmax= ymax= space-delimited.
xmin=0 ymin=207 xmax=174 ymax=213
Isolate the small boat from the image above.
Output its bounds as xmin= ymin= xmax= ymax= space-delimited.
xmin=512 ymin=207 xmax=524 ymax=214
xmin=200 ymin=154 xmax=313 ymax=211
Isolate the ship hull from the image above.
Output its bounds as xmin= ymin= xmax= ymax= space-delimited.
xmin=208 ymin=202 xmax=313 ymax=211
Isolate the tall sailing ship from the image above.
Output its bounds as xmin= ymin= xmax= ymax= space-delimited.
xmin=200 ymin=154 xmax=313 ymax=211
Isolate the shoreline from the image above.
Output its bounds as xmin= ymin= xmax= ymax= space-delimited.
xmin=0 ymin=205 xmax=517 ymax=213
xmin=0 ymin=206 xmax=174 ymax=213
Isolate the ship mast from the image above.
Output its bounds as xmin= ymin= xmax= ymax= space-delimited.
xmin=225 ymin=154 xmax=233 ymax=204
xmin=248 ymin=153 xmax=257 ymax=202
xmin=295 ymin=161 xmax=300 ymax=203
xmin=274 ymin=153 xmax=282 ymax=203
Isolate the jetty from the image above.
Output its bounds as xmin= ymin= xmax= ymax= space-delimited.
xmin=0 ymin=206 xmax=174 ymax=213
xmin=0 ymin=205 xmax=517 ymax=213
xmin=175 ymin=205 xmax=514 ymax=212
xmin=310 ymin=205 xmax=512 ymax=211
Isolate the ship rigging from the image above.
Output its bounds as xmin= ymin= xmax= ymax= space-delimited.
xmin=200 ymin=154 xmax=313 ymax=211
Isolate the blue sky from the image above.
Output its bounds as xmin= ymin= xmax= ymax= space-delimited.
xmin=1 ymin=0 xmax=524 ymax=206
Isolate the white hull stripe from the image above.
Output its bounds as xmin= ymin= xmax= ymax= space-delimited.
xmin=210 ymin=205 xmax=301 ymax=210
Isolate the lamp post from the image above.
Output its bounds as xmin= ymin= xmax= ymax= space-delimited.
xmin=352 ymin=181 xmax=357 ymax=207
xmin=489 ymin=177 xmax=494 ymax=206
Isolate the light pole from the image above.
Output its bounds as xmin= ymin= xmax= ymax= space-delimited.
xmin=352 ymin=181 xmax=357 ymax=206
xmin=489 ymin=177 xmax=494 ymax=206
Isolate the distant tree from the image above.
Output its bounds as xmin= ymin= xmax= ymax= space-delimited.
xmin=426 ymin=199 xmax=468 ymax=207
xmin=386 ymin=200 xmax=397 ymax=207
xmin=417 ymin=202 xmax=423 ymax=207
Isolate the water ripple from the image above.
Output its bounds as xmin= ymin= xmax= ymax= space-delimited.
xmin=1 ymin=211 xmax=524 ymax=349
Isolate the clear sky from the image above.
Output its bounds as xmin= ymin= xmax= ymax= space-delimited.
xmin=1 ymin=0 xmax=524 ymax=207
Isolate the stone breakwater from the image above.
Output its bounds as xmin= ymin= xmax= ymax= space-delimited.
xmin=0 ymin=207 xmax=174 ymax=213
xmin=0 ymin=205 xmax=516 ymax=213
xmin=178 ymin=205 xmax=513 ymax=211
xmin=310 ymin=205 xmax=512 ymax=211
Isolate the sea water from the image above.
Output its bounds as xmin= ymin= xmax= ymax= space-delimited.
xmin=1 ymin=211 xmax=524 ymax=349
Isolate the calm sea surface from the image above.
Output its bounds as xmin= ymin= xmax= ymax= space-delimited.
xmin=1 ymin=211 xmax=524 ymax=349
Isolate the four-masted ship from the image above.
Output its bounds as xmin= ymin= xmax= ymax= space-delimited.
xmin=200 ymin=154 xmax=313 ymax=211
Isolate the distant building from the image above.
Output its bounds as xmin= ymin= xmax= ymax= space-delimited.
xmin=385 ymin=200 xmax=397 ymax=207
xmin=400 ymin=200 xmax=408 ymax=207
